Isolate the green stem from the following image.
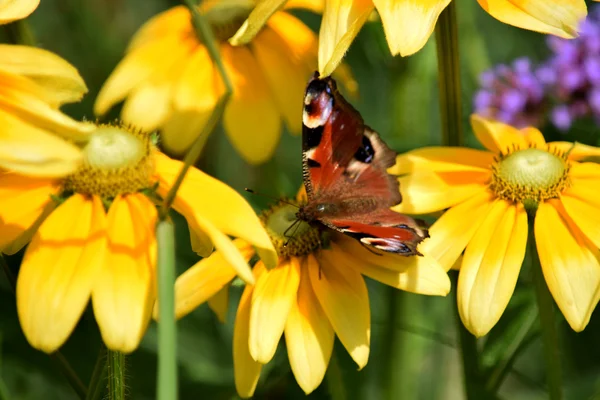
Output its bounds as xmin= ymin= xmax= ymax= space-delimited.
xmin=434 ymin=1 xmax=463 ymax=147
xmin=2 ymin=19 xmax=36 ymax=46
xmin=156 ymin=220 xmax=178 ymax=400
xmin=85 ymin=344 xmax=107 ymax=400
xmin=160 ymin=0 xmax=233 ymax=218
xmin=528 ymin=219 xmax=562 ymax=400
xmin=1 ymin=256 xmax=88 ymax=400
xmin=451 ymin=272 xmax=484 ymax=400
xmin=106 ymin=350 xmax=125 ymax=400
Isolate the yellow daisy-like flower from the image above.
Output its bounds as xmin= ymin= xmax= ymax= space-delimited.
xmin=391 ymin=115 xmax=600 ymax=337
xmin=0 ymin=0 xmax=39 ymax=24
xmin=172 ymin=195 xmax=450 ymax=396
xmin=0 ymin=44 xmax=93 ymax=176
xmin=0 ymin=124 xmax=276 ymax=353
xmin=227 ymin=0 xmax=587 ymax=76
xmin=94 ymin=0 xmax=354 ymax=165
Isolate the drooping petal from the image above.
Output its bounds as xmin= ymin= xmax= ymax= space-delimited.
xmin=318 ymin=0 xmax=374 ymax=77
xmin=535 ymin=200 xmax=600 ymax=332
xmin=285 ymin=258 xmax=334 ymax=395
xmin=372 ymin=0 xmax=451 ymax=56
xmin=161 ymin=110 xmax=213 ymax=156
xmin=170 ymin=239 xmax=253 ymax=319
xmin=234 ymin=264 xmax=265 ymax=398
xmin=221 ymin=45 xmax=282 ymax=164
xmin=394 ymin=169 xmax=490 ymax=214
xmin=121 ymin=81 xmax=173 ymax=132
xmin=561 ymin=191 xmax=600 ymax=249
xmin=0 ymin=172 xmax=58 ymax=253
xmin=93 ymin=194 xmax=157 ymax=352
xmin=309 ymin=253 xmax=370 ymax=369
xmin=333 ymin=240 xmax=450 ymax=296
xmin=16 ymin=194 xmax=106 ymax=353
xmin=390 ymin=147 xmax=494 ymax=175
xmin=267 ymin=11 xmax=318 ymax=67
xmin=520 ymin=127 xmax=546 ymax=147
xmin=285 ymin=0 xmax=323 ymax=12
xmin=252 ymin=25 xmax=311 ymax=134
xmin=249 ymin=258 xmax=301 ymax=363
xmin=229 ymin=0 xmax=289 ymax=46
xmin=154 ymin=152 xmax=277 ymax=271
xmin=419 ymin=190 xmax=496 ymax=271
xmin=208 ymin=285 xmax=230 ymax=323
xmin=0 ymin=45 xmax=87 ymax=106
xmin=470 ymin=114 xmax=527 ymax=153
xmin=0 ymin=0 xmax=39 ymax=24
xmin=551 ymin=142 xmax=600 ymax=162
xmin=458 ymin=201 xmax=528 ymax=337
xmin=477 ymin=0 xmax=585 ymax=39
xmin=127 ymin=6 xmax=192 ymax=51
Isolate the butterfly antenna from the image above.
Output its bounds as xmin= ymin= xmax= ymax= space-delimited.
xmin=244 ymin=188 xmax=299 ymax=208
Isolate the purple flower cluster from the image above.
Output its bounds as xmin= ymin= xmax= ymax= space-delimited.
xmin=473 ymin=6 xmax=600 ymax=132
xmin=474 ymin=58 xmax=546 ymax=128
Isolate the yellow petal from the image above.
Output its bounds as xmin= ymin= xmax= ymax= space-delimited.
xmin=551 ymin=141 xmax=600 ymax=162
xmin=394 ymin=170 xmax=490 ymax=214
xmin=234 ymin=265 xmax=265 ymax=398
xmin=535 ymin=200 xmax=600 ymax=331
xmin=121 ymin=81 xmax=173 ymax=132
xmin=229 ymin=0 xmax=288 ymax=46
xmin=420 ymin=190 xmax=496 ymax=271
xmin=458 ymin=201 xmax=528 ymax=337
xmin=285 ymin=0 xmax=323 ymax=12
xmin=561 ymin=187 xmax=600 ymax=249
xmin=208 ymin=285 xmax=230 ymax=323
xmin=268 ymin=11 xmax=318 ymax=65
xmin=569 ymin=162 xmax=600 ymax=181
xmin=127 ymin=6 xmax=192 ymax=51
xmin=0 ymin=0 xmax=39 ymax=24
xmin=222 ymin=45 xmax=282 ymax=164
xmin=373 ymin=0 xmax=450 ymax=56
xmin=470 ymin=114 xmax=527 ymax=154
xmin=0 ymin=44 xmax=87 ymax=107
xmin=93 ymin=195 xmax=157 ymax=353
xmin=252 ymin=25 xmax=310 ymax=134
xmin=318 ymin=0 xmax=374 ymax=77
xmin=161 ymin=110 xmax=213 ymax=156
xmin=390 ymin=147 xmax=494 ymax=175
xmin=94 ymin=35 xmax=191 ymax=116
xmin=170 ymin=240 xmax=252 ymax=319
xmin=285 ymin=259 xmax=334 ymax=395
xmin=309 ymin=252 xmax=370 ymax=369
xmin=477 ymin=0 xmax=585 ymax=39
xmin=249 ymin=258 xmax=301 ymax=363
xmin=520 ymin=126 xmax=546 ymax=147
xmin=16 ymin=194 xmax=106 ymax=353
xmin=155 ymin=152 xmax=277 ymax=271
xmin=333 ymin=240 xmax=450 ymax=295
xmin=0 ymin=173 xmax=57 ymax=253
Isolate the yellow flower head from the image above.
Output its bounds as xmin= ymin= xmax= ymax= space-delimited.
xmin=0 ymin=45 xmax=94 ymax=176
xmin=94 ymin=0 xmax=355 ymax=164
xmin=173 ymin=192 xmax=450 ymax=397
xmin=391 ymin=115 xmax=600 ymax=337
xmin=0 ymin=0 xmax=39 ymax=24
xmin=0 ymin=123 xmax=276 ymax=353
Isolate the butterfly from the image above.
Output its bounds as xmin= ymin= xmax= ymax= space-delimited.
xmin=296 ymin=73 xmax=429 ymax=256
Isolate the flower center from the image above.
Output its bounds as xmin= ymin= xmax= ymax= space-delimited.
xmin=203 ymin=0 xmax=254 ymax=41
xmin=490 ymin=147 xmax=571 ymax=209
xmin=260 ymin=200 xmax=323 ymax=258
xmin=62 ymin=124 xmax=156 ymax=198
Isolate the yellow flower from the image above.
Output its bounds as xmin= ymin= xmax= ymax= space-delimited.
xmin=0 ymin=0 xmax=39 ymax=24
xmin=0 ymin=45 xmax=93 ymax=176
xmin=391 ymin=115 xmax=600 ymax=336
xmin=173 ymin=197 xmax=450 ymax=396
xmin=0 ymin=124 xmax=276 ymax=353
xmin=94 ymin=0 xmax=354 ymax=164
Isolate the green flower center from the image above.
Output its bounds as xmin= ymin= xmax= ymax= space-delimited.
xmin=260 ymin=200 xmax=323 ymax=258
xmin=490 ymin=147 xmax=571 ymax=209
xmin=204 ymin=0 xmax=254 ymax=41
xmin=62 ymin=124 xmax=155 ymax=198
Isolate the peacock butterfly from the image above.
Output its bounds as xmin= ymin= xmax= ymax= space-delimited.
xmin=296 ymin=73 xmax=428 ymax=256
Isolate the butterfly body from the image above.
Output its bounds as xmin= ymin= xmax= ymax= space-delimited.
xmin=297 ymin=73 xmax=428 ymax=256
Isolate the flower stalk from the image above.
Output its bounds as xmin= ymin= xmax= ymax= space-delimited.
xmin=85 ymin=344 xmax=107 ymax=400
xmin=157 ymin=220 xmax=178 ymax=400
xmin=107 ymin=350 xmax=125 ymax=400
xmin=3 ymin=19 xmax=36 ymax=46
xmin=528 ymin=217 xmax=563 ymax=400
xmin=435 ymin=1 xmax=463 ymax=146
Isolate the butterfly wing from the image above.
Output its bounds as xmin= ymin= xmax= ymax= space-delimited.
xmin=301 ymin=73 xmax=427 ymax=255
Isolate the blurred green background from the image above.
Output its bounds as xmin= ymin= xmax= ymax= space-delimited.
xmin=2 ymin=0 xmax=600 ymax=399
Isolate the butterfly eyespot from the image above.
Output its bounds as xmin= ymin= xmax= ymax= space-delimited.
xmin=354 ymin=136 xmax=375 ymax=163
